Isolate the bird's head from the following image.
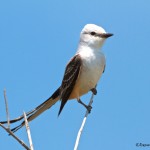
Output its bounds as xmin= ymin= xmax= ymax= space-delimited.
xmin=80 ymin=24 xmax=113 ymax=49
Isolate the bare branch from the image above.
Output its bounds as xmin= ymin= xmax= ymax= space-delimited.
xmin=0 ymin=123 xmax=31 ymax=150
xmin=23 ymin=112 xmax=34 ymax=150
xmin=74 ymin=93 xmax=95 ymax=150
xmin=1 ymin=90 xmax=31 ymax=150
xmin=3 ymin=89 xmax=10 ymax=128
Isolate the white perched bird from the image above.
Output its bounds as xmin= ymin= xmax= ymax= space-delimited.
xmin=0 ymin=24 xmax=113 ymax=132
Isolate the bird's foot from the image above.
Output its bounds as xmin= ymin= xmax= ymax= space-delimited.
xmin=78 ymin=99 xmax=92 ymax=113
xmin=86 ymin=105 xmax=92 ymax=113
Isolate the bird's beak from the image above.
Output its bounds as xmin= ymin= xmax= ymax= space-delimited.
xmin=100 ymin=33 xmax=113 ymax=38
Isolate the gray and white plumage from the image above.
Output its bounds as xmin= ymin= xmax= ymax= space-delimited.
xmin=0 ymin=24 xmax=113 ymax=132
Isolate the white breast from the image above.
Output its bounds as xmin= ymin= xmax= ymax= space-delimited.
xmin=71 ymin=47 xmax=105 ymax=99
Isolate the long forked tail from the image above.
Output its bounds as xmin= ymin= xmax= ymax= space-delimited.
xmin=0 ymin=87 xmax=60 ymax=132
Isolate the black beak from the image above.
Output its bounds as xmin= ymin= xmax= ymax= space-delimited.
xmin=100 ymin=33 xmax=113 ymax=38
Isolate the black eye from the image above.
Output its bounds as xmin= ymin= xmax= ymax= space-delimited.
xmin=90 ymin=32 xmax=96 ymax=36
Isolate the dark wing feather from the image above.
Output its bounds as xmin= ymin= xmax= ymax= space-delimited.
xmin=58 ymin=54 xmax=82 ymax=115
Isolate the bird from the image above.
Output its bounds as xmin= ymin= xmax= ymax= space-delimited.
xmin=0 ymin=24 xmax=113 ymax=132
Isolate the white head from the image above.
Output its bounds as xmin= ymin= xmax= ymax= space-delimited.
xmin=80 ymin=24 xmax=113 ymax=49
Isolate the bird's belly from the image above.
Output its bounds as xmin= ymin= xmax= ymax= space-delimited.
xmin=69 ymin=55 xmax=105 ymax=99
xmin=78 ymin=66 xmax=103 ymax=95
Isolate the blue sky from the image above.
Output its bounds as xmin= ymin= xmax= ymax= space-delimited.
xmin=0 ymin=0 xmax=150 ymax=150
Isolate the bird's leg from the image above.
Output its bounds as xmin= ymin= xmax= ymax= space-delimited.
xmin=78 ymin=99 xmax=92 ymax=113
xmin=91 ymin=88 xmax=97 ymax=95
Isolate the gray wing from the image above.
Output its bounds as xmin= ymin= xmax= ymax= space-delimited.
xmin=58 ymin=54 xmax=82 ymax=115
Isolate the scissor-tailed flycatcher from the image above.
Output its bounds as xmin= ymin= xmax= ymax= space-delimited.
xmin=0 ymin=24 xmax=113 ymax=132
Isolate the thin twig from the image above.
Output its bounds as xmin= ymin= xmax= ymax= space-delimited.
xmin=1 ymin=90 xmax=31 ymax=150
xmin=3 ymin=89 xmax=10 ymax=128
xmin=23 ymin=112 xmax=34 ymax=150
xmin=0 ymin=123 xmax=31 ymax=150
xmin=74 ymin=93 xmax=95 ymax=150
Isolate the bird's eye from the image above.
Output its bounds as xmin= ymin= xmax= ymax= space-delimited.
xmin=90 ymin=32 xmax=96 ymax=36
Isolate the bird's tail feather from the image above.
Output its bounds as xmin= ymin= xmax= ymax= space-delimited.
xmin=11 ymin=96 xmax=59 ymax=132
xmin=0 ymin=87 xmax=60 ymax=132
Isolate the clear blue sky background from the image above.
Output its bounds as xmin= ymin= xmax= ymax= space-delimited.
xmin=0 ymin=0 xmax=150 ymax=150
